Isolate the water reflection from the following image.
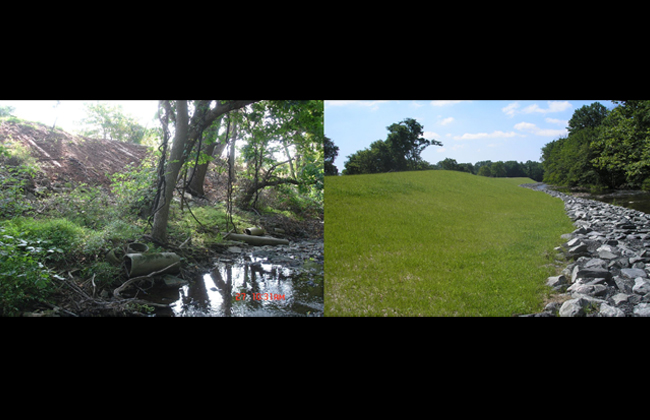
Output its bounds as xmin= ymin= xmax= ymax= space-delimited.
xmin=150 ymin=256 xmax=323 ymax=317
xmin=583 ymin=191 xmax=650 ymax=214
xmin=530 ymin=183 xmax=650 ymax=214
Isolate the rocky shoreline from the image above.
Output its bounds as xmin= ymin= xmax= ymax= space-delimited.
xmin=520 ymin=183 xmax=650 ymax=317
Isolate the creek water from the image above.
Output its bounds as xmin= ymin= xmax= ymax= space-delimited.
xmin=135 ymin=254 xmax=324 ymax=317
xmin=531 ymin=183 xmax=650 ymax=214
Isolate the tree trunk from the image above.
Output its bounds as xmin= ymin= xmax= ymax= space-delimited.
xmin=187 ymin=116 xmax=225 ymax=197
xmin=150 ymin=100 xmax=258 ymax=243
xmin=151 ymin=100 xmax=189 ymax=243
xmin=187 ymin=141 xmax=227 ymax=197
xmin=228 ymin=115 xmax=238 ymax=182
xmin=282 ymin=139 xmax=297 ymax=180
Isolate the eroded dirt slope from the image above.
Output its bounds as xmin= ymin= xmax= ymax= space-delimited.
xmin=0 ymin=120 xmax=150 ymax=188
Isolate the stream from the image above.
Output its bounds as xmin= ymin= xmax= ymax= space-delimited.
xmin=132 ymin=241 xmax=324 ymax=317
xmin=528 ymin=183 xmax=650 ymax=214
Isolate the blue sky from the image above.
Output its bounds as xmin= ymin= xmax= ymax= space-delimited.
xmin=0 ymin=100 xmax=160 ymax=134
xmin=325 ymin=100 xmax=616 ymax=173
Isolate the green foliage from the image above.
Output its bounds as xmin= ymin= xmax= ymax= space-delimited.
xmin=109 ymin=155 xmax=158 ymax=219
xmin=343 ymin=118 xmax=442 ymax=175
xmin=80 ymin=261 xmax=122 ymax=289
xmin=324 ymin=136 xmax=339 ymax=176
xmin=0 ymin=140 xmax=41 ymax=218
xmin=642 ymin=178 xmax=650 ymax=191
xmin=1 ymin=217 xmax=84 ymax=261
xmin=568 ymin=102 xmax=609 ymax=135
xmin=0 ymin=219 xmax=81 ymax=315
xmin=172 ymin=204 xmax=247 ymax=246
xmin=236 ymin=100 xmax=324 ymax=210
xmin=0 ymin=229 xmax=53 ymax=316
xmin=590 ymin=101 xmax=650 ymax=188
xmin=0 ymin=105 xmax=15 ymax=117
xmin=77 ymin=102 xmax=153 ymax=144
xmin=543 ymin=100 xmax=650 ymax=190
xmin=542 ymin=132 xmax=604 ymax=188
xmin=474 ymin=160 xmax=542 ymax=179
xmin=477 ymin=165 xmax=492 ymax=177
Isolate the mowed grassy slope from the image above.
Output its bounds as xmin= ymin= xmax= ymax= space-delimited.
xmin=325 ymin=170 xmax=575 ymax=316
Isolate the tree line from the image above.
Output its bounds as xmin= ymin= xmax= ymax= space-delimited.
xmin=436 ymin=158 xmax=543 ymax=181
xmin=541 ymin=100 xmax=650 ymax=190
xmin=324 ymin=117 xmax=543 ymax=181
xmin=335 ymin=118 xmax=441 ymax=175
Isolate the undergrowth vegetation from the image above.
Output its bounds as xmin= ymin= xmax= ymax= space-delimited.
xmin=325 ymin=170 xmax=575 ymax=317
xmin=0 ymin=143 xmax=260 ymax=315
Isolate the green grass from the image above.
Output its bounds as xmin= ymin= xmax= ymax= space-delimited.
xmin=325 ymin=170 xmax=575 ymax=316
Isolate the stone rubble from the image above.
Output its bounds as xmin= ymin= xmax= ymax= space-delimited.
xmin=520 ymin=184 xmax=650 ymax=317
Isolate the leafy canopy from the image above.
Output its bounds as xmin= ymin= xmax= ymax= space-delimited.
xmin=342 ymin=118 xmax=442 ymax=175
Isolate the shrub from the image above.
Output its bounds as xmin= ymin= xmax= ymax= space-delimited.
xmin=80 ymin=261 xmax=123 ymax=289
xmin=0 ymin=226 xmax=53 ymax=315
xmin=642 ymin=178 xmax=650 ymax=192
xmin=0 ymin=217 xmax=86 ymax=263
xmin=0 ymin=141 xmax=40 ymax=218
xmin=109 ymin=156 xmax=158 ymax=219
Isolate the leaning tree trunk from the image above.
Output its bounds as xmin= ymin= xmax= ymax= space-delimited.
xmin=187 ymin=116 xmax=226 ymax=197
xmin=150 ymin=100 xmax=259 ymax=243
xmin=151 ymin=100 xmax=189 ymax=243
xmin=187 ymin=141 xmax=227 ymax=197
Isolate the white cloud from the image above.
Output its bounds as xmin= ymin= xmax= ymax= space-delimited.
xmin=522 ymin=101 xmax=572 ymax=115
xmin=503 ymin=101 xmax=572 ymax=117
xmin=514 ymin=122 xmax=538 ymax=132
xmin=454 ymin=131 xmax=518 ymax=140
xmin=424 ymin=131 xmax=441 ymax=139
xmin=545 ymin=118 xmax=568 ymax=126
xmin=502 ymin=102 xmax=520 ymax=117
xmin=440 ymin=117 xmax=454 ymax=126
xmin=514 ymin=121 xmax=567 ymax=137
xmin=437 ymin=147 xmax=447 ymax=153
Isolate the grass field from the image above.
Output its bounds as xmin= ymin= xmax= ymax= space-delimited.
xmin=324 ymin=170 xmax=575 ymax=316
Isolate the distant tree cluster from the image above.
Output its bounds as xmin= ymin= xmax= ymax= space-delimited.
xmin=0 ymin=105 xmax=15 ymax=118
xmin=77 ymin=102 xmax=155 ymax=144
xmin=541 ymin=100 xmax=650 ymax=190
xmin=341 ymin=118 xmax=442 ymax=175
xmin=436 ymin=158 xmax=544 ymax=181
xmin=324 ymin=136 xmax=339 ymax=176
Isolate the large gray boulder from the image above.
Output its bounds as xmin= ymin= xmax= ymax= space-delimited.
xmin=571 ymin=266 xmax=612 ymax=283
xmin=559 ymin=297 xmax=601 ymax=317
xmin=599 ymin=303 xmax=625 ymax=317
xmin=620 ymin=268 xmax=647 ymax=279
xmin=546 ymin=275 xmax=567 ymax=289
xmin=632 ymin=277 xmax=650 ymax=295
xmin=633 ymin=303 xmax=650 ymax=316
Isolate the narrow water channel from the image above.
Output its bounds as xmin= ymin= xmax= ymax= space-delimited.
xmin=531 ymin=183 xmax=650 ymax=214
xmin=581 ymin=190 xmax=650 ymax=214
xmin=138 ymin=253 xmax=324 ymax=317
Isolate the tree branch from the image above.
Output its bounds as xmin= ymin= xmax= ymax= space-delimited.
xmin=189 ymin=100 xmax=259 ymax=141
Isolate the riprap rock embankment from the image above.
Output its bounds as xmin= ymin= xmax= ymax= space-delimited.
xmin=520 ymin=183 xmax=650 ymax=317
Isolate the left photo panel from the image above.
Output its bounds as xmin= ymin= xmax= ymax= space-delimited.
xmin=0 ymin=100 xmax=324 ymax=317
